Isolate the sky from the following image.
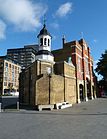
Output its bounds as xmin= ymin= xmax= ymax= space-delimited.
xmin=0 ymin=0 xmax=107 ymax=74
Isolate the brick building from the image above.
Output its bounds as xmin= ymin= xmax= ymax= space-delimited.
xmin=19 ymin=60 xmax=76 ymax=106
xmin=19 ymin=23 xmax=96 ymax=108
xmin=52 ymin=36 xmax=96 ymax=103
xmin=19 ymin=23 xmax=77 ymax=107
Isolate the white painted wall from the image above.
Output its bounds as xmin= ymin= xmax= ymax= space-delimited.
xmin=36 ymin=54 xmax=54 ymax=62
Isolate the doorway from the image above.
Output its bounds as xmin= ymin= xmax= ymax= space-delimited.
xmin=79 ymin=84 xmax=84 ymax=101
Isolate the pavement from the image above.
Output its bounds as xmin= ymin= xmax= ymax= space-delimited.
xmin=0 ymin=98 xmax=107 ymax=139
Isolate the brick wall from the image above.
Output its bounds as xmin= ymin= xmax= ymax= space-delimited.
xmin=36 ymin=74 xmax=76 ymax=105
xmin=65 ymin=77 xmax=76 ymax=104
xmin=20 ymin=59 xmax=77 ymax=106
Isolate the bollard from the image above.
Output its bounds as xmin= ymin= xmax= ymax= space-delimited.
xmin=0 ymin=103 xmax=1 ymax=112
xmin=17 ymin=102 xmax=19 ymax=110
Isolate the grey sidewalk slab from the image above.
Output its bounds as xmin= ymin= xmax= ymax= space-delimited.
xmin=0 ymin=98 xmax=107 ymax=139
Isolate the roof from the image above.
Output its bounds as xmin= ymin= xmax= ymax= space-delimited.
xmin=37 ymin=24 xmax=51 ymax=38
xmin=7 ymin=46 xmax=36 ymax=53
xmin=36 ymin=50 xmax=53 ymax=56
xmin=0 ymin=56 xmax=21 ymax=66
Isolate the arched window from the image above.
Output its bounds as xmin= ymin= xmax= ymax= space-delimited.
xmin=40 ymin=38 xmax=43 ymax=46
xmin=48 ymin=39 xmax=50 ymax=46
xmin=44 ymin=38 xmax=47 ymax=45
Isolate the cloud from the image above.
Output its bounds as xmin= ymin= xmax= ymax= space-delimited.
xmin=0 ymin=0 xmax=47 ymax=31
xmin=56 ymin=2 xmax=72 ymax=17
xmin=50 ymin=22 xmax=59 ymax=29
xmin=0 ymin=19 xmax=6 ymax=39
xmin=52 ymin=35 xmax=57 ymax=40
xmin=93 ymin=60 xmax=98 ymax=70
xmin=93 ymin=39 xmax=98 ymax=43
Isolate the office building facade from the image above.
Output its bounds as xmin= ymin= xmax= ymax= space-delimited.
xmin=0 ymin=56 xmax=21 ymax=95
xmin=7 ymin=45 xmax=38 ymax=69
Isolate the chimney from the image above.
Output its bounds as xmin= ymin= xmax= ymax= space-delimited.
xmin=62 ymin=35 xmax=66 ymax=47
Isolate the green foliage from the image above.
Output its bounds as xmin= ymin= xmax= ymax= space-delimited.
xmin=96 ymin=50 xmax=107 ymax=79
xmin=96 ymin=50 xmax=107 ymax=92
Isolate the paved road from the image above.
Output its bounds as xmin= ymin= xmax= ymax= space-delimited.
xmin=0 ymin=98 xmax=107 ymax=139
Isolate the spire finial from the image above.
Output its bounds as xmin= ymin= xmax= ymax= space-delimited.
xmin=43 ymin=14 xmax=46 ymax=27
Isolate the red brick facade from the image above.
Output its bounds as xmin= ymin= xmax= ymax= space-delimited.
xmin=52 ymin=38 xmax=96 ymax=103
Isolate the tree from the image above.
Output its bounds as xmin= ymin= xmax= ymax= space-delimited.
xmin=95 ymin=50 xmax=107 ymax=92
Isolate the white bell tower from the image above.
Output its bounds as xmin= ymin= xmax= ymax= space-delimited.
xmin=38 ymin=24 xmax=51 ymax=51
xmin=36 ymin=20 xmax=54 ymax=62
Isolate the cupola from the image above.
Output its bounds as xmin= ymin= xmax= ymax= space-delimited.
xmin=36 ymin=21 xmax=54 ymax=62
xmin=37 ymin=22 xmax=51 ymax=51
